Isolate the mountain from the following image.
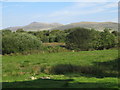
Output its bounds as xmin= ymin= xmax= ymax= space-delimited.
xmin=5 ymin=26 xmax=23 ymax=32
xmin=51 ymin=22 xmax=118 ymax=31
xmin=5 ymin=21 xmax=118 ymax=31
xmin=5 ymin=22 xmax=63 ymax=31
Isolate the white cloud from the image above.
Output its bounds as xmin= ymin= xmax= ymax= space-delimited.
xmin=41 ymin=2 xmax=117 ymax=18
xmin=103 ymin=3 xmax=118 ymax=8
xmin=29 ymin=2 xmax=117 ymax=24
xmin=100 ymin=18 xmax=118 ymax=22
xmin=2 ymin=2 xmax=118 ymax=27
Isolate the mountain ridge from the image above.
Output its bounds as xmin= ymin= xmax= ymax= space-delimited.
xmin=4 ymin=21 xmax=118 ymax=31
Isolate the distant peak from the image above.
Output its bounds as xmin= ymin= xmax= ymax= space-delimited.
xmin=32 ymin=21 xmax=38 ymax=23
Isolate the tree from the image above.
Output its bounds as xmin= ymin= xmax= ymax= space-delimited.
xmin=2 ymin=33 xmax=42 ymax=54
xmin=2 ymin=29 xmax=12 ymax=36
xmin=98 ymin=29 xmax=116 ymax=49
xmin=112 ymin=31 xmax=118 ymax=36
xmin=16 ymin=28 xmax=25 ymax=33
xmin=66 ymin=27 xmax=95 ymax=51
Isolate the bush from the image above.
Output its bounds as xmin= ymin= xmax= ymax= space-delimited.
xmin=50 ymin=64 xmax=103 ymax=76
xmin=41 ymin=45 xmax=69 ymax=53
xmin=97 ymin=29 xmax=116 ymax=49
xmin=2 ymin=33 xmax=42 ymax=54
xmin=66 ymin=28 xmax=117 ymax=51
xmin=66 ymin=28 xmax=95 ymax=51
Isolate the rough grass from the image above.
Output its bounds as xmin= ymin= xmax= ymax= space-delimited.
xmin=2 ymin=49 xmax=119 ymax=88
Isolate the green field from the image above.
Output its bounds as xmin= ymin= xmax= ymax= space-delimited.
xmin=2 ymin=49 xmax=119 ymax=88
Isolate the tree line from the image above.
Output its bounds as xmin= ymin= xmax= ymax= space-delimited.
xmin=2 ymin=27 xmax=120 ymax=54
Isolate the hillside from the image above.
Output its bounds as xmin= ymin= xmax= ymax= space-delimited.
xmin=5 ymin=22 xmax=63 ymax=31
xmin=52 ymin=22 xmax=118 ymax=31
xmin=5 ymin=21 xmax=118 ymax=31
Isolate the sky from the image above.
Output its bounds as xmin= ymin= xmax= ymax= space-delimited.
xmin=0 ymin=1 xmax=118 ymax=29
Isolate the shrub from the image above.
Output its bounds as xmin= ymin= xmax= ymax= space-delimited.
xmin=16 ymin=28 xmax=25 ymax=33
xmin=2 ymin=33 xmax=42 ymax=54
xmin=97 ymin=29 xmax=116 ymax=49
xmin=66 ymin=28 xmax=117 ymax=51
xmin=50 ymin=64 xmax=104 ymax=76
xmin=66 ymin=28 xmax=95 ymax=51
xmin=41 ymin=45 xmax=69 ymax=53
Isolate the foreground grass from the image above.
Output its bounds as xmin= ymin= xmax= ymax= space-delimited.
xmin=2 ymin=49 xmax=119 ymax=88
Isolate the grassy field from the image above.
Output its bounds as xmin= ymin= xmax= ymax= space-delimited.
xmin=2 ymin=49 xmax=119 ymax=88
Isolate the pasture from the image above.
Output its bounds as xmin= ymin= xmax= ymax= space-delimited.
xmin=2 ymin=49 xmax=119 ymax=88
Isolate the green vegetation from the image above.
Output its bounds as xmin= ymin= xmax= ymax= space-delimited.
xmin=28 ymin=30 xmax=67 ymax=43
xmin=66 ymin=28 xmax=96 ymax=51
xmin=2 ymin=27 xmax=119 ymax=54
xmin=2 ymin=27 xmax=119 ymax=88
xmin=66 ymin=28 xmax=118 ymax=51
xmin=2 ymin=32 xmax=42 ymax=54
xmin=2 ymin=50 xmax=118 ymax=88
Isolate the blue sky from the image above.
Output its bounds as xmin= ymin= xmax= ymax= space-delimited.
xmin=1 ymin=2 xmax=118 ymax=28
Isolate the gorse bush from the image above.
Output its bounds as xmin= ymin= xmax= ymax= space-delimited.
xmin=2 ymin=32 xmax=42 ymax=54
